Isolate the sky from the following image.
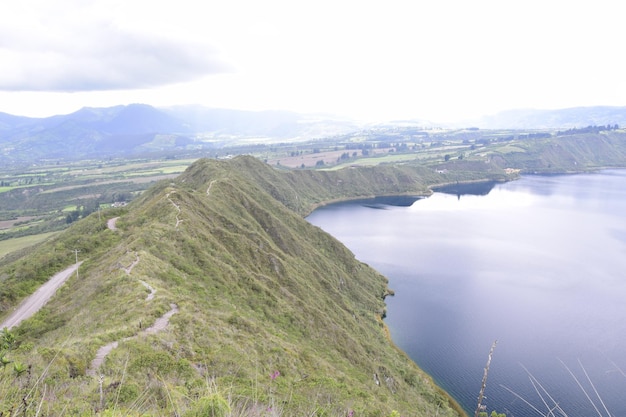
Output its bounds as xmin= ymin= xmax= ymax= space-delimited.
xmin=1 ymin=0 xmax=625 ymax=122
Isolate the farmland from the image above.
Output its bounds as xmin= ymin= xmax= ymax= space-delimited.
xmin=2 ymin=125 xmax=625 ymax=259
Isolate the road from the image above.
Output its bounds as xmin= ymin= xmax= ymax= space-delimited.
xmin=107 ymin=217 xmax=119 ymax=230
xmin=0 ymin=262 xmax=82 ymax=330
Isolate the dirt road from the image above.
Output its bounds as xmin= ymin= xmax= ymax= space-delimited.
xmin=107 ymin=217 xmax=119 ymax=230
xmin=0 ymin=262 xmax=82 ymax=330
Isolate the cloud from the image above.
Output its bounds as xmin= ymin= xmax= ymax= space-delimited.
xmin=0 ymin=4 xmax=231 ymax=92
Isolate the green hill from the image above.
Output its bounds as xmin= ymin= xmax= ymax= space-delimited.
xmin=3 ymin=130 xmax=626 ymax=415
xmin=1 ymin=156 xmax=476 ymax=416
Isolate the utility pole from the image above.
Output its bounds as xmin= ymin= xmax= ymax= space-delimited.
xmin=72 ymin=249 xmax=81 ymax=279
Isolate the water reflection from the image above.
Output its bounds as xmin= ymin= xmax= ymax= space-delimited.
xmin=307 ymin=170 xmax=626 ymax=417
xmin=432 ymin=181 xmax=498 ymax=197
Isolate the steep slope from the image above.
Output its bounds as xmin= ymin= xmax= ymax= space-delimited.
xmin=0 ymin=157 xmax=465 ymax=416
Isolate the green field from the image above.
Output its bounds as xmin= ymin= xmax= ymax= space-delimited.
xmin=0 ymin=231 xmax=58 ymax=258
xmin=2 ymin=128 xmax=626 ymax=246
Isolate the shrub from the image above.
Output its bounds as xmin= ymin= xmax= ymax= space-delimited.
xmin=185 ymin=393 xmax=231 ymax=417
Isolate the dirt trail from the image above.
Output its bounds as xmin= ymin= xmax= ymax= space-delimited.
xmin=123 ymin=253 xmax=140 ymax=275
xmin=0 ymin=262 xmax=82 ymax=330
xmin=166 ymin=191 xmax=183 ymax=228
xmin=144 ymin=303 xmax=178 ymax=334
xmin=107 ymin=217 xmax=119 ymax=231
xmin=87 ymin=303 xmax=179 ymax=376
xmin=139 ymin=280 xmax=156 ymax=301
xmin=121 ymin=253 xmax=155 ymax=301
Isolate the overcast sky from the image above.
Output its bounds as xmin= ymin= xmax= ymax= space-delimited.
xmin=1 ymin=0 xmax=624 ymax=122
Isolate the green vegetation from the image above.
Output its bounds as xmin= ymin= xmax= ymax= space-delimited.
xmin=0 ymin=231 xmax=58 ymax=259
xmin=1 ymin=157 xmax=471 ymax=416
xmin=1 ymin=127 xmax=626 ymax=415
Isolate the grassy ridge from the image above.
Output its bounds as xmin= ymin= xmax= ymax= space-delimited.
xmin=0 ymin=157 xmax=466 ymax=416
xmin=2 ymin=128 xmax=625 ymax=415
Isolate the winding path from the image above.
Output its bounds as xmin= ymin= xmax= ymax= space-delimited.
xmin=207 ymin=179 xmax=218 ymax=196
xmin=0 ymin=214 xmax=179 ymax=378
xmin=122 ymin=252 xmax=140 ymax=275
xmin=107 ymin=217 xmax=119 ymax=231
xmin=166 ymin=191 xmax=183 ymax=229
xmin=0 ymin=262 xmax=82 ymax=330
xmin=87 ymin=220 xmax=177 ymax=376
xmin=121 ymin=252 xmax=155 ymax=301
xmin=86 ymin=303 xmax=179 ymax=376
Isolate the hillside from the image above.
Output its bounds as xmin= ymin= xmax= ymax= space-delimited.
xmin=478 ymin=131 xmax=626 ymax=173
xmin=3 ymin=127 xmax=625 ymax=415
xmin=0 ymin=105 xmax=358 ymax=164
xmin=0 ymin=157 xmax=478 ymax=416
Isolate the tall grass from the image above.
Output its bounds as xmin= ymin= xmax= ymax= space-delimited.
xmin=499 ymin=359 xmax=619 ymax=417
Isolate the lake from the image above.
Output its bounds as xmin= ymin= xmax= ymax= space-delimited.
xmin=306 ymin=170 xmax=626 ymax=417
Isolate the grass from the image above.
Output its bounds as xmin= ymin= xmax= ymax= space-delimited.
xmin=2 ymin=132 xmax=626 ymax=415
xmin=0 ymin=232 xmax=59 ymax=259
xmin=497 ymin=359 xmax=621 ymax=417
xmin=0 ymin=157 xmax=470 ymax=416
xmin=0 ymin=183 xmax=56 ymax=194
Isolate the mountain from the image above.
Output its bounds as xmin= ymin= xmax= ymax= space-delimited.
xmin=0 ymin=104 xmax=194 ymax=162
xmin=4 ymin=103 xmax=626 ymax=164
xmin=0 ymin=105 xmax=359 ymax=164
xmin=67 ymin=104 xmax=191 ymax=135
xmin=0 ymin=112 xmax=35 ymax=131
xmin=475 ymin=106 xmax=626 ymax=129
xmin=0 ymin=156 xmax=472 ymax=416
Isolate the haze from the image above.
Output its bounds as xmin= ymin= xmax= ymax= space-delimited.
xmin=1 ymin=0 xmax=624 ymax=123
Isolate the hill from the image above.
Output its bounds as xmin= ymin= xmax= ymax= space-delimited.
xmin=0 ymin=156 xmax=479 ymax=416
xmin=3 ymin=130 xmax=626 ymax=415
xmin=0 ymin=105 xmax=358 ymax=164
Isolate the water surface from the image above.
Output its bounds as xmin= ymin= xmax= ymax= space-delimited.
xmin=307 ymin=170 xmax=626 ymax=417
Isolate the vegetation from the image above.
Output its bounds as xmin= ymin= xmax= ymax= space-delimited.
xmin=0 ymin=156 xmax=475 ymax=416
xmin=1 ymin=125 xmax=626 ymax=415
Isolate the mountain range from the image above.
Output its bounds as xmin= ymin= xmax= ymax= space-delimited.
xmin=0 ymin=104 xmax=357 ymax=163
xmin=2 ymin=104 xmax=626 ymax=164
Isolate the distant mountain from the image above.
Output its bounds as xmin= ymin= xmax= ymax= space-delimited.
xmin=0 ymin=104 xmax=193 ymax=162
xmin=0 ymin=104 xmax=358 ymax=164
xmin=4 ymin=103 xmax=626 ymax=164
xmin=68 ymin=104 xmax=191 ymax=135
xmin=476 ymin=106 xmax=626 ymax=129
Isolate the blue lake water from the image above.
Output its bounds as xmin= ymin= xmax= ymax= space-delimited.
xmin=306 ymin=170 xmax=626 ymax=417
